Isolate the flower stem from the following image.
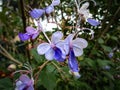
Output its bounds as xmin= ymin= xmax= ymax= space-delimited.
xmin=37 ymin=20 xmax=52 ymax=44
xmin=0 ymin=44 xmax=22 ymax=66
xmin=42 ymin=31 xmax=52 ymax=44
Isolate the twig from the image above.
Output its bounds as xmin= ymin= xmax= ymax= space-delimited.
xmin=100 ymin=7 xmax=120 ymax=37
xmin=51 ymin=62 xmax=67 ymax=80
xmin=34 ymin=60 xmax=50 ymax=84
xmin=0 ymin=44 xmax=22 ymax=66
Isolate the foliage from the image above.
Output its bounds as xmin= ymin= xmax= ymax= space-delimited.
xmin=0 ymin=0 xmax=120 ymax=90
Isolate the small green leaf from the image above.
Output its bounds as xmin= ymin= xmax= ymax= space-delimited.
xmin=98 ymin=38 xmax=104 ymax=44
xmin=39 ymin=70 xmax=57 ymax=90
xmin=101 ymin=45 xmax=112 ymax=52
xmin=102 ymin=71 xmax=114 ymax=81
xmin=0 ymin=78 xmax=14 ymax=90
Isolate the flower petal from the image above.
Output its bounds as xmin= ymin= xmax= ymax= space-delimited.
xmin=45 ymin=5 xmax=54 ymax=14
xmin=30 ymin=9 xmax=45 ymax=19
xmin=45 ymin=48 xmax=54 ymax=60
xmin=51 ymin=31 xmax=63 ymax=44
xmin=26 ymin=26 xmax=37 ymax=35
xmin=54 ymin=47 xmax=65 ymax=62
xmin=18 ymin=33 xmax=30 ymax=41
xmin=16 ymin=83 xmax=26 ymax=90
xmin=56 ymin=40 xmax=69 ymax=55
xmin=37 ymin=43 xmax=51 ymax=55
xmin=68 ymin=49 xmax=79 ymax=72
xmin=72 ymin=38 xmax=88 ymax=49
xmin=80 ymin=2 xmax=89 ymax=10
xmin=19 ymin=74 xmax=31 ymax=84
xmin=73 ymin=46 xmax=83 ymax=57
xmin=27 ymin=85 xmax=34 ymax=90
xmin=32 ymin=32 xmax=39 ymax=39
xmin=64 ymin=34 xmax=74 ymax=44
xmin=52 ymin=0 xmax=60 ymax=6
xmin=87 ymin=18 xmax=100 ymax=26
xmin=69 ymin=71 xmax=81 ymax=79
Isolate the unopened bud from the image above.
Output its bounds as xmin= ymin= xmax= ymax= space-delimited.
xmin=7 ymin=64 xmax=16 ymax=71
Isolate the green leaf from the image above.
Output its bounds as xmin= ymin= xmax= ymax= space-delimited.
xmin=110 ymin=36 xmax=118 ymax=41
xmin=102 ymin=71 xmax=114 ymax=81
xmin=39 ymin=70 xmax=57 ymax=90
xmin=30 ymin=48 xmax=45 ymax=63
xmin=101 ymin=45 xmax=112 ymax=52
xmin=98 ymin=38 xmax=104 ymax=44
xmin=0 ymin=78 xmax=14 ymax=90
xmin=85 ymin=58 xmax=96 ymax=68
xmin=97 ymin=59 xmax=112 ymax=67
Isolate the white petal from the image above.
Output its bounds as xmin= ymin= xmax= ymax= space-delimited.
xmin=80 ymin=2 xmax=89 ymax=10
xmin=37 ymin=43 xmax=51 ymax=55
xmin=26 ymin=26 xmax=36 ymax=34
xmin=72 ymin=38 xmax=88 ymax=49
xmin=52 ymin=0 xmax=60 ymax=6
xmin=56 ymin=40 xmax=69 ymax=55
xmin=73 ymin=72 xmax=81 ymax=79
xmin=51 ymin=31 xmax=63 ymax=44
xmin=64 ymin=34 xmax=74 ymax=44
xmin=45 ymin=48 xmax=54 ymax=60
xmin=73 ymin=47 xmax=83 ymax=56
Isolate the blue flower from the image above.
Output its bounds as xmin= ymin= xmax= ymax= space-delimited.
xmin=45 ymin=5 xmax=54 ymax=14
xmin=68 ymin=48 xmax=79 ymax=72
xmin=19 ymin=26 xmax=40 ymax=41
xmin=108 ymin=52 xmax=114 ymax=58
xmin=45 ymin=0 xmax=60 ymax=14
xmin=79 ymin=2 xmax=100 ymax=26
xmin=51 ymin=0 xmax=60 ymax=6
xmin=15 ymin=74 xmax=34 ymax=90
xmin=37 ymin=31 xmax=66 ymax=62
xmin=87 ymin=18 xmax=100 ymax=26
xmin=63 ymin=34 xmax=88 ymax=77
xmin=30 ymin=8 xmax=45 ymax=19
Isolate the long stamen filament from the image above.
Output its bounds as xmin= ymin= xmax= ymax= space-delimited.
xmin=37 ymin=20 xmax=52 ymax=44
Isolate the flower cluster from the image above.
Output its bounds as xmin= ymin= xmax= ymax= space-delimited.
xmin=18 ymin=0 xmax=100 ymax=81
xmin=19 ymin=26 xmax=40 ymax=41
xmin=30 ymin=0 xmax=60 ymax=19
xmin=77 ymin=2 xmax=100 ymax=26
xmin=15 ymin=74 xmax=34 ymax=90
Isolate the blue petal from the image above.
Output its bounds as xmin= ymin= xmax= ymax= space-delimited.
xmin=45 ymin=5 xmax=54 ymax=14
xmin=30 ymin=9 xmax=44 ymax=19
xmin=52 ymin=0 xmax=60 ymax=6
xmin=27 ymin=85 xmax=34 ymax=90
xmin=68 ymin=49 xmax=79 ymax=72
xmin=19 ymin=74 xmax=31 ymax=84
xmin=54 ymin=47 xmax=65 ymax=62
xmin=16 ymin=84 xmax=27 ymax=90
xmin=87 ymin=18 xmax=100 ymax=26
xmin=18 ymin=33 xmax=30 ymax=41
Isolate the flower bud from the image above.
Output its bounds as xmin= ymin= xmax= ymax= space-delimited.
xmin=52 ymin=0 xmax=60 ymax=6
xmin=45 ymin=5 xmax=54 ymax=14
xmin=30 ymin=9 xmax=45 ymax=19
xmin=7 ymin=64 xmax=16 ymax=71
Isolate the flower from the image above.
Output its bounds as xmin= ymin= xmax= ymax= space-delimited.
xmin=79 ymin=2 xmax=100 ymax=26
xmin=30 ymin=8 xmax=45 ymax=19
xmin=108 ymin=52 xmax=114 ymax=58
xmin=64 ymin=34 xmax=88 ymax=75
xmin=45 ymin=5 xmax=54 ymax=14
xmin=87 ymin=18 xmax=100 ymax=26
xmin=19 ymin=26 xmax=40 ymax=41
xmin=45 ymin=0 xmax=60 ymax=14
xmin=37 ymin=31 xmax=66 ymax=62
xmin=15 ymin=74 xmax=34 ymax=90
xmin=51 ymin=0 xmax=60 ymax=6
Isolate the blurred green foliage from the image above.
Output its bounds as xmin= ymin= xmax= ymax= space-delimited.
xmin=0 ymin=0 xmax=120 ymax=90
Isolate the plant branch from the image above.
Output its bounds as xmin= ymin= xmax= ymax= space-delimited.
xmin=0 ymin=44 xmax=22 ymax=66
